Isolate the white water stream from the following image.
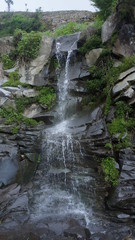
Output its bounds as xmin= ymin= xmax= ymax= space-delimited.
xmin=29 ymin=33 xmax=102 ymax=235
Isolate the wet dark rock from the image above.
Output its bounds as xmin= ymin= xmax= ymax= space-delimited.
xmin=107 ymin=148 xmax=135 ymax=218
xmin=113 ymin=24 xmax=135 ymax=57
xmin=0 ymin=183 xmax=29 ymax=231
xmin=0 ymin=144 xmax=18 ymax=186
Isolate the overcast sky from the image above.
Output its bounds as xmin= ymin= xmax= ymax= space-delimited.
xmin=1 ymin=0 xmax=96 ymax=12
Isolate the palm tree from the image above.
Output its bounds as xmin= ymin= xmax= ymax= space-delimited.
xmin=5 ymin=0 xmax=14 ymax=12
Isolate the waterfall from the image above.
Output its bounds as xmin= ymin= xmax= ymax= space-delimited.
xmin=56 ymin=33 xmax=80 ymax=120
xmin=29 ymin=33 xmax=96 ymax=232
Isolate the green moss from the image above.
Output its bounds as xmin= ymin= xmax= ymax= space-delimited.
xmin=105 ymin=143 xmax=113 ymax=150
xmin=12 ymin=126 xmax=19 ymax=134
xmin=102 ymin=157 xmax=119 ymax=186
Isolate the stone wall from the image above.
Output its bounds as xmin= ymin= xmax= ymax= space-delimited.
xmin=0 ymin=11 xmax=95 ymax=30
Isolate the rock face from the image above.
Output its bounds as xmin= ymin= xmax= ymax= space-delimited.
xmin=19 ymin=36 xmax=54 ymax=86
xmin=112 ymin=67 xmax=135 ymax=103
xmin=0 ymin=144 xmax=18 ymax=187
xmin=85 ymin=48 xmax=103 ymax=66
xmin=107 ymin=148 xmax=135 ymax=220
xmin=0 ymin=36 xmax=14 ymax=55
xmin=102 ymin=13 xmax=118 ymax=43
xmin=113 ymin=24 xmax=135 ymax=57
xmin=0 ymin=183 xmax=30 ymax=230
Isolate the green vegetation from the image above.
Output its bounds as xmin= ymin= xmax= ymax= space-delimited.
xmin=101 ymin=157 xmax=119 ymax=186
xmin=53 ymin=22 xmax=90 ymax=37
xmin=0 ymin=106 xmax=38 ymax=127
xmin=1 ymin=54 xmax=15 ymax=70
xmin=91 ymin=0 xmax=135 ymax=21
xmin=107 ymin=101 xmax=134 ymax=150
xmin=38 ymin=87 xmax=56 ymax=110
xmin=44 ymin=22 xmax=90 ymax=38
xmin=0 ymin=13 xmax=45 ymax=37
xmin=15 ymin=86 xmax=56 ymax=113
xmin=86 ymin=52 xmax=135 ymax=107
xmin=12 ymin=126 xmax=19 ymax=134
xmin=91 ymin=0 xmax=117 ymax=19
xmin=92 ymin=16 xmax=104 ymax=30
xmin=105 ymin=143 xmax=113 ymax=150
xmin=15 ymin=97 xmax=36 ymax=113
xmin=2 ymin=71 xmax=28 ymax=87
xmin=13 ymin=30 xmax=42 ymax=62
xmin=79 ymin=34 xmax=102 ymax=55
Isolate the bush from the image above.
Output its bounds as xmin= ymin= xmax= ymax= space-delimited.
xmin=101 ymin=157 xmax=119 ymax=186
xmin=79 ymin=35 xmax=102 ymax=55
xmin=2 ymin=71 xmax=28 ymax=87
xmin=1 ymin=54 xmax=15 ymax=70
xmin=0 ymin=106 xmax=38 ymax=127
xmin=38 ymin=87 xmax=56 ymax=110
xmin=0 ymin=13 xmax=45 ymax=37
xmin=15 ymin=97 xmax=36 ymax=113
xmin=53 ymin=22 xmax=90 ymax=37
xmin=13 ymin=30 xmax=42 ymax=62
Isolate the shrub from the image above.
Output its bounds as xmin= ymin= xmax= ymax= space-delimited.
xmin=15 ymin=30 xmax=42 ymax=62
xmin=119 ymin=56 xmax=135 ymax=73
xmin=101 ymin=157 xmax=119 ymax=186
xmin=38 ymin=87 xmax=56 ymax=110
xmin=0 ymin=13 xmax=45 ymax=37
xmin=79 ymin=35 xmax=102 ymax=55
xmin=53 ymin=22 xmax=90 ymax=38
xmin=15 ymin=97 xmax=36 ymax=113
xmin=2 ymin=71 xmax=28 ymax=87
xmin=0 ymin=106 xmax=38 ymax=127
xmin=1 ymin=54 xmax=15 ymax=70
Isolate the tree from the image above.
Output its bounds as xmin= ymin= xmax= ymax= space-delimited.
xmin=5 ymin=0 xmax=14 ymax=12
xmin=91 ymin=0 xmax=135 ymax=20
xmin=91 ymin=0 xmax=117 ymax=19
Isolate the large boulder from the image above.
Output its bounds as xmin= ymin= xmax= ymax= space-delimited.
xmin=85 ymin=48 xmax=103 ymax=66
xmin=113 ymin=24 xmax=135 ymax=57
xmin=19 ymin=36 xmax=54 ymax=86
xmin=102 ymin=13 xmax=118 ymax=43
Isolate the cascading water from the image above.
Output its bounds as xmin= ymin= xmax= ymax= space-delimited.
xmin=29 ymin=33 xmax=106 ymax=236
xmin=56 ymin=33 xmax=80 ymax=120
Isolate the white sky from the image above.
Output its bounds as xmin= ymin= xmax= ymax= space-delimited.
xmin=0 ymin=0 xmax=96 ymax=12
